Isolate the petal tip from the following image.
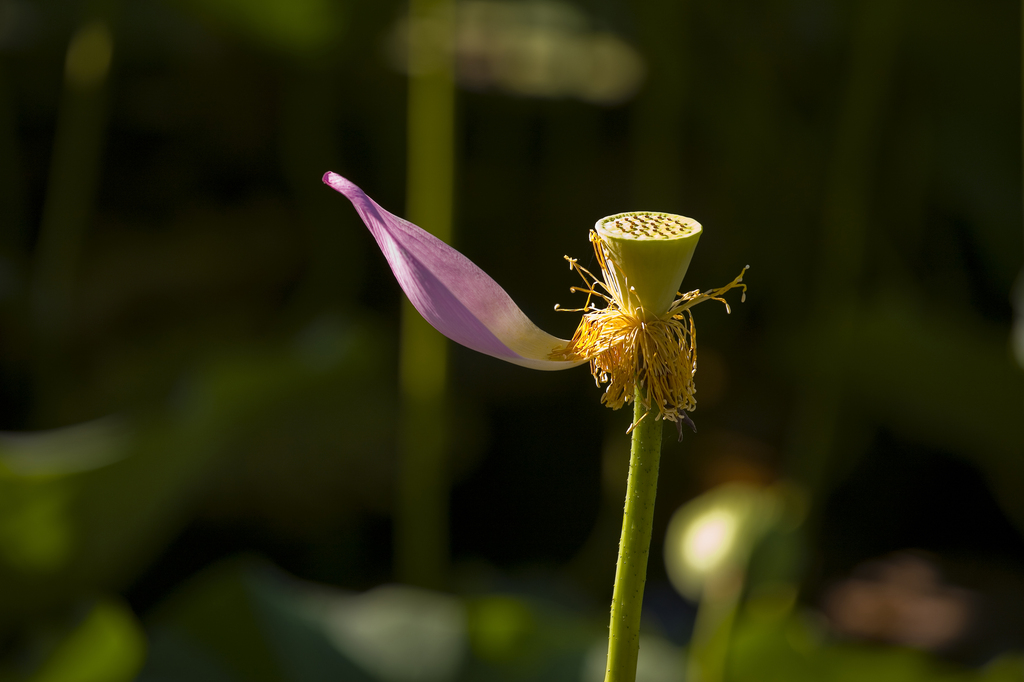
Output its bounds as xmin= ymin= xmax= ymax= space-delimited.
xmin=323 ymin=171 xmax=359 ymax=197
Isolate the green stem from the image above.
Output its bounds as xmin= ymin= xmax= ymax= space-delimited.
xmin=686 ymin=573 xmax=743 ymax=682
xmin=604 ymin=387 xmax=664 ymax=682
xmin=396 ymin=301 xmax=449 ymax=589
xmin=396 ymin=0 xmax=455 ymax=589
xmin=32 ymin=17 xmax=116 ymax=422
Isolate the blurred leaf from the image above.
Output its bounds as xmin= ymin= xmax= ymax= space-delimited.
xmin=783 ymin=291 xmax=1024 ymax=519
xmin=175 ymin=0 xmax=345 ymax=56
xmin=0 ymin=418 xmax=132 ymax=478
xmin=460 ymin=593 xmax=608 ymax=682
xmin=0 ymin=419 xmax=132 ymax=572
xmin=727 ymin=606 xmax=1024 ymax=682
xmin=849 ymin=293 xmax=1024 ymax=460
xmin=314 ymin=585 xmax=467 ymax=682
xmin=27 ymin=598 xmax=145 ymax=682
xmin=837 ymin=294 xmax=1024 ymax=533
xmin=0 ymin=480 xmax=72 ymax=573
xmin=0 ymin=319 xmax=388 ymax=635
xmin=467 ymin=595 xmax=534 ymax=663
xmin=137 ymin=557 xmax=684 ymax=682
xmin=144 ymin=559 xmax=287 ymax=682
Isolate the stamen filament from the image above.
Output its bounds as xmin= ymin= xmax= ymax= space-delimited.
xmin=552 ymin=232 xmax=747 ymax=429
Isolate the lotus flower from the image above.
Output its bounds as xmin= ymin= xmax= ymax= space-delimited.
xmin=323 ymin=172 xmax=746 ymax=430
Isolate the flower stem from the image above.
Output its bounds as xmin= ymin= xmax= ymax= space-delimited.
xmin=604 ymin=387 xmax=664 ymax=682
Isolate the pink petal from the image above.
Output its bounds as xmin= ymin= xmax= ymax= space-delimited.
xmin=323 ymin=173 xmax=582 ymax=371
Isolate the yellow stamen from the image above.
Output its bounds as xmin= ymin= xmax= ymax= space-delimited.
xmin=552 ymin=231 xmax=747 ymax=428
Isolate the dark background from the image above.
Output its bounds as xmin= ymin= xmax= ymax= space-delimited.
xmin=0 ymin=0 xmax=1022 ymax=679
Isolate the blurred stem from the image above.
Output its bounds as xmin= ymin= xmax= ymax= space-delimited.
xmin=31 ymin=17 xmax=115 ymax=418
xmin=0 ymin=59 xmax=26 ymax=251
xmin=685 ymin=572 xmax=743 ymax=682
xmin=397 ymin=303 xmax=449 ymax=589
xmin=604 ymin=388 xmax=663 ymax=682
xmin=396 ymin=0 xmax=455 ymax=589
xmin=786 ymin=0 xmax=903 ymax=497
xmin=1017 ymin=0 xmax=1024 ymax=369
xmin=630 ymin=0 xmax=688 ymax=207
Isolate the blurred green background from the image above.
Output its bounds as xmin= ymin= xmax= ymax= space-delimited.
xmin=1 ymin=0 xmax=1022 ymax=680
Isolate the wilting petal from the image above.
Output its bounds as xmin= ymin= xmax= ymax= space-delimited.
xmin=324 ymin=172 xmax=583 ymax=371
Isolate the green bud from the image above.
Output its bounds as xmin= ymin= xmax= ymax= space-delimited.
xmin=594 ymin=212 xmax=702 ymax=318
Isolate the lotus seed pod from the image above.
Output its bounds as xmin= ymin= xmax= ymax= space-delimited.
xmin=595 ymin=212 xmax=702 ymax=319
